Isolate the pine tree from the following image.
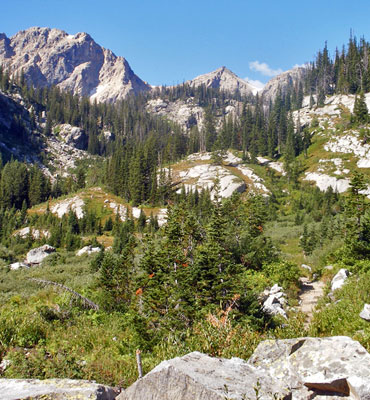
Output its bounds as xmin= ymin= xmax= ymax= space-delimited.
xmin=204 ymin=106 xmax=216 ymax=151
xmin=353 ymin=91 xmax=368 ymax=123
xmin=345 ymin=171 xmax=368 ymax=242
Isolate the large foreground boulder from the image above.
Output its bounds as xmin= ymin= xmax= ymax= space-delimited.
xmin=117 ymin=351 xmax=290 ymax=400
xmin=248 ymin=336 xmax=370 ymax=399
xmin=120 ymin=336 xmax=370 ymax=399
xmin=26 ymin=244 xmax=56 ymax=265
xmin=0 ymin=378 xmax=117 ymax=400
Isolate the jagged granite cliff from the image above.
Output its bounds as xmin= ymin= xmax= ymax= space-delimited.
xmin=0 ymin=27 xmax=150 ymax=103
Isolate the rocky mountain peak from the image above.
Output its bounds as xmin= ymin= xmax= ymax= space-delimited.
xmin=0 ymin=27 xmax=150 ymax=103
xmin=0 ymin=32 xmax=14 ymax=58
xmin=186 ymin=66 xmax=254 ymax=97
xmin=262 ymin=66 xmax=307 ymax=102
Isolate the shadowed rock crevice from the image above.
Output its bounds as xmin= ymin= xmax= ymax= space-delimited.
xmin=290 ymin=339 xmax=306 ymax=355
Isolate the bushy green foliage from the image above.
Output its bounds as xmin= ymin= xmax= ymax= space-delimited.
xmin=310 ymin=270 xmax=370 ymax=351
xmin=262 ymin=261 xmax=300 ymax=291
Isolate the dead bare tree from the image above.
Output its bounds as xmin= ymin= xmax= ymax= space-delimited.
xmin=29 ymin=278 xmax=99 ymax=311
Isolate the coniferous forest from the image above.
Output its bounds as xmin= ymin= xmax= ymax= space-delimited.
xmin=1 ymin=33 xmax=370 ymax=389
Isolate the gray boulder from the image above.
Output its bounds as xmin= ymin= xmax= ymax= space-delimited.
xmin=118 ymin=351 xmax=290 ymax=400
xmin=262 ymin=284 xmax=287 ymax=319
xmin=248 ymin=336 xmax=370 ymax=399
xmin=8 ymin=261 xmax=29 ymax=270
xmin=26 ymin=244 xmax=56 ymax=265
xmin=76 ymin=245 xmax=101 ymax=256
xmin=263 ymin=295 xmax=287 ymax=319
xmin=270 ymin=283 xmax=283 ymax=294
xmin=58 ymin=124 xmax=88 ymax=150
xmin=0 ymin=359 xmax=11 ymax=373
xmin=360 ymin=304 xmax=370 ymax=321
xmin=331 ymin=268 xmax=350 ymax=291
xmin=301 ymin=264 xmax=312 ymax=272
xmin=0 ymin=378 xmax=117 ymax=400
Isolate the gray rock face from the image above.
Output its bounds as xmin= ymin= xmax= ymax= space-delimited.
xmin=248 ymin=336 xmax=370 ymax=399
xmin=170 ymin=151 xmax=269 ymax=198
xmin=57 ymin=124 xmax=88 ymax=150
xmin=0 ymin=378 xmax=117 ymax=400
xmin=26 ymin=244 xmax=56 ymax=265
xmin=186 ymin=66 xmax=254 ymax=97
xmin=0 ymin=91 xmax=32 ymax=138
xmin=0 ymin=33 xmax=14 ymax=58
xmin=360 ymin=304 xmax=370 ymax=321
xmin=187 ymin=66 xmax=254 ymax=97
xmin=146 ymin=96 xmax=243 ymax=132
xmin=0 ymin=27 xmax=150 ymax=103
xmin=262 ymin=67 xmax=306 ymax=103
xmin=147 ymin=98 xmax=204 ymax=130
xmin=118 ymin=351 xmax=290 ymax=400
xmin=331 ymin=268 xmax=350 ymax=291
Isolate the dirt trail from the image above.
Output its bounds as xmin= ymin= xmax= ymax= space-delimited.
xmin=298 ymin=277 xmax=325 ymax=326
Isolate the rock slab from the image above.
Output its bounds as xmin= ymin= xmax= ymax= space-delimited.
xmin=120 ymin=336 xmax=370 ymax=399
xmin=0 ymin=378 xmax=117 ymax=400
xmin=8 ymin=261 xmax=29 ymax=270
xmin=76 ymin=245 xmax=101 ymax=256
xmin=331 ymin=268 xmax=350 ymax=291
xmin=360 ymin=304 xmax=370 ymax=321
xmin=118 ymin=351 xmax=290 ymax=400
xmin=248 ymin=336 xmax=370 ymax=399
xmin=26 ymin=244 xmax=56 ymax=265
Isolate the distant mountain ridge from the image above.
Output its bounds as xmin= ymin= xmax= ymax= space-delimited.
xmin=0 ymin=26 xmax=308 ymax=105
xmin=185 ymin=66 xmax=256 ymax=96
xmin=0 ymin=27 xmax=151 ymax=103
xmin=262 ymin=66 xmax=307 ymax=102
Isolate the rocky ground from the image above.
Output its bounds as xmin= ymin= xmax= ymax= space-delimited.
xmin=30 ymin=187 xmax=168 ymax=227
xmin=292 ymin=93 xmax=370 ymax=195
xmin=170 ymin=151 xmax=271 ymax=199
xmin=146 ymin=96 xmax=243 ymax=132
xmin=298 ymin=277 xmax=325 ymax=326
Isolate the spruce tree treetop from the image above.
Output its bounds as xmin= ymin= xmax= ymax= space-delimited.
xmin=353 ymin=91 xmax=369 ymax=124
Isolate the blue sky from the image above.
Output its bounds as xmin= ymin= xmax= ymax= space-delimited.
xmin=3 ymin=0 xmax=370 ymax=87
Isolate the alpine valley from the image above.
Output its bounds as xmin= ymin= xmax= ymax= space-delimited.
xmin=1 ymin=27 xmax=370 ymax=399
